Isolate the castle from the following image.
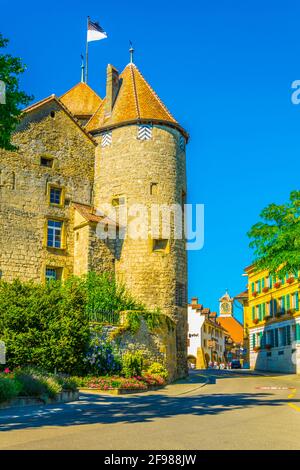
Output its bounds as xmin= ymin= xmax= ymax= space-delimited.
xmin=0 ymin=56 xmax=188 ymax=378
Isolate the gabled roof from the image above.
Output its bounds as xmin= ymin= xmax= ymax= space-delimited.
xmin=23 ymin=95 xmax=97 ymax=145
xmin=218 ymin=316 xmax=244 ymax=344
xmin=86 ymin=63 xmax=188 ymax=138
xmin=60 ymin=82 xmax=102 ymax=117
xmin=73 ymin=202 xmax=118 ymax=226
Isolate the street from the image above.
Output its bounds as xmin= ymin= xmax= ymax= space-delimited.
xmin=0 ymin=370 xmax=300 ymax=450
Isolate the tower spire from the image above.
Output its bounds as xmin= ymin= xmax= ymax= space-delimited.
xmin=80 ymin=54 xmax=85 ymax=83
xmin=129 ymin=41 xmax=134 ymax=64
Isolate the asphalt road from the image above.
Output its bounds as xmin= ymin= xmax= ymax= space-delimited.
xmin=0 ymin=370 xmax=300 ymax=450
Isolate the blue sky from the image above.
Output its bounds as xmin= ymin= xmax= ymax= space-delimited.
xmin=2 ymin=0 xmax=300 ymax=321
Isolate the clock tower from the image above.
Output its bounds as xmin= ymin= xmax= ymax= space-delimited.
xmin=219 ymin=291 xmax=234 ymax=317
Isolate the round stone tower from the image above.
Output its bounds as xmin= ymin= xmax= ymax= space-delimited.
xmin=86 ymin=61 xmax=188 ymax=378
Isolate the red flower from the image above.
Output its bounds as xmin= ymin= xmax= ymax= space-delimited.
xmin=4 ymin=368 xmax=10 ymax=374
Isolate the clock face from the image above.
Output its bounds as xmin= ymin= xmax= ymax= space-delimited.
xmin=221 ymin=302 xmax=231 ymax=313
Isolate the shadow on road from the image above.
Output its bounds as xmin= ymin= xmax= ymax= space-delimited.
xmin=0 ymin=388 xmax=298 ymax=432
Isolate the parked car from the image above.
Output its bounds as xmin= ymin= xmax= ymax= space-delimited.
xmin=231 ymin=359 xmax=242 ymax=369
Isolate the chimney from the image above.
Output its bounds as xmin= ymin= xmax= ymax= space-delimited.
xmin=105 ymin=64 xmax=119 ymax=116
xmin=191 ymin=297 xmax=198 ymax=306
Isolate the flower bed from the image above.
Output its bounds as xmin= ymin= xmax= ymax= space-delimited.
xmin=74 ymin=373 xmax=166 ymax=393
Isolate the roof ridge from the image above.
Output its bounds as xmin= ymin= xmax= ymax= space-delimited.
xmin=85 ymin=98 xmax=106 ymax=130
xmin=129 ymin=64 xmax=140 ymax=119
xmin=60 ymin=82 xmax=102 ymax=102
xmin=24 ymin=95 xmax=97 ymax=145
xmin=132 ymin=63 xmax=177 ymax=123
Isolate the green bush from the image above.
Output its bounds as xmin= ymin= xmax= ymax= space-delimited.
xmin=0 ymin=377 xmax=21 ymax=403
xmin=0 ymin=273 xmax=145 ymax=375
xmin=121 ymin=351 xmax=143 ymax=378
xmin=147 ymin=362 xmax=168 ymax=380
xmin=0 ymin=278 xmax=90 ymax=374
xmin=14 ymin=372 xmax=48 ymax=397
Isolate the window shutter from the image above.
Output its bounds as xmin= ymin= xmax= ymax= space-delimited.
xmin=295 ymin=291 xmax=299 ymax=310
xmin=269 ymin=275 xmax=273 ymax=288
xmin=286 ymin=325 xmax=291 ymax=345
xmin=275 ymin=329 xmax=279 ymax=347
xmin=137 ymin=125 xmax=152 ymax=140
xmin=252 ymin=334 xmax=256 ymax=347
xmin=101 ymin=131 xmax=112 ymax=147
xmin=286 ymin=294 xmax=290 ymax=310
xmin=262 ymin=303 xmax=266 ymax=318
xmin=252 ymin=306 xmax=255 ymax=320
xmin=258 ymin=304 xmax=262 ymax=321
xmin=270 ymin=330 xmax=274 ymax=347
xmin=296 ymin=324 xmax=300 ymax=342
xmin=258 ymin=280 xmax=261 ymax=293
xmin=251 ymin=282 xmax=255 ymax=293
xmin=262 ymin=278 xmax=265 ymax=289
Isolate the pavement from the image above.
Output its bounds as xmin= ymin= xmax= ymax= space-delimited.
xmin=0 ymin=369 xmax=300 ymax=450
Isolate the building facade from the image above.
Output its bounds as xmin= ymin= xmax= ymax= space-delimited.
xmin=0 ymin=59 xmax=189 ymax=379
xmin=188 ymin=298 xmax=226 ymax=368
xmin=245 ymin=266 xmax=300 ymax=373
xmin=218 ymin=291 xmax=244 ymax=363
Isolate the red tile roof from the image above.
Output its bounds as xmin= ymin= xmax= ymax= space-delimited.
xmin=73 ymin=202 xmax=118 ymax=226
xmin=86 ymin=63 xmax=188 ymax=139
xmin=218 ymin=317 xmax=244 ymax=344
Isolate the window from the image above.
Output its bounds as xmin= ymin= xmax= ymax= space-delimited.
xmin=47 ymin=220 xmax=63 ymax=248
xmin=45 ymin=267 xmax=62 ymax=282
xmin=150 ymin=183 xmax=158 ymax=195
xmin=152 ymin=239 xmax=169 ymax=253
xmin=41 ymin=156 xmax=54 ymax=168
xmin=49 ymin=186 xmax=62 ymax=205
xmin=175 ymin=282 xmax=186 ymax=307
xmin=112 ymin=196 xmax=126 ymax=207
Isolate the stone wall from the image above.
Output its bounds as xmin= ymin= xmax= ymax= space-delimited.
xmin=0 ymin=101 xmax=95 ymax=282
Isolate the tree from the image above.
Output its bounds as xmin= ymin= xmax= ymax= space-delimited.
xmin=248 ymin=190 xmax=300 ymax=278
xmin=0 ymin=33 xmax=32 ymax=150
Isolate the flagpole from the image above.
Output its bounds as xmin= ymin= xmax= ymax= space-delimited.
xmin=85 ymin=16 xmax=89 ymax=83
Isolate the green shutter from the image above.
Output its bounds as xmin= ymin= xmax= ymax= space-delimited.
xmin=295 ymin=292 xmax=299 ymax=310
xmin=286 ymin=294 xmax=290 ymax=310
xmin=258 ymin=280 xmax=261 ymax=293
xmin=296 ymin=324 xmax=300 ymax=342
xmin=251 ymin=282 xmax=255 ymax=293
xmin=286 ymin=325 xmax=291 ymax=345
xmin=269 ymin=275 xmax=273 ymax=288
xmin=252 ymin=333 xmax=256 ymax=347
xmin=258 ymin=304 xmax=261 ymax=320
xmin=252 ymin=306 xmax=255 ymax=320
xmin=262 ymin=303 xmax=266 ymax=318
xmin=262 ymin=278 xmax=265 ymax=289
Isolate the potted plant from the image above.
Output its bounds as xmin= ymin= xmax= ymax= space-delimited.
xmin=252 ymin=291 xmax=258 ymax=297
xmin=274 ymin=281 xmax=281 ymax=289
xmin=253 ymin=318 xmax=259 ymax=325
xmin=287 ymin=277 xmax=295 ymax=284
xmin=287 ymin=308 xmax=296 ymax=315
xmin=253 ymin=346 xmax=261 ymax=352
xmin=262 ymin=286 xmax=269 ymax=293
